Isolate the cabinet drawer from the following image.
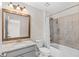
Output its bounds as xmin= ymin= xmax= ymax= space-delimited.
xmin=6 ymin=46 xmax=35 ymax=57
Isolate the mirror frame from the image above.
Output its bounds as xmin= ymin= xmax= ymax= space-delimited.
xmin=2 ymin=9 xmax=31 ymax=41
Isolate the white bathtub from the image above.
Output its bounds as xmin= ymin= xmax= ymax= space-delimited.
xmin=50 ymin=43 xmax=79 ymax=57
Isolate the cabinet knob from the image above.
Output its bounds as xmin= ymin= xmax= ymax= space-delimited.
xmin=2 ymin=52 xmax=7 ymax=57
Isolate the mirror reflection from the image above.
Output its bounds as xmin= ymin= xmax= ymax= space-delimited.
xmin=2 ymin=10 xmax=30 ymax=41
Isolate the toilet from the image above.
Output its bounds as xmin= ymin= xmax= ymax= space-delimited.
xmin=35 ymin=40 xmax=51 ymax=57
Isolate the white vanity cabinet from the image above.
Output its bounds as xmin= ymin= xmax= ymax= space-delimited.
xmin=2 ymin=45 xmax=37 ymax=57
xmin=2 ymin=41 xmax=38 ymax=57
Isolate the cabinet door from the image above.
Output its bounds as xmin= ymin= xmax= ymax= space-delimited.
xmin=6 ymin=46 xmax=36 ymax=57
xmin=22 ymin=51 xmax=36 ymax=57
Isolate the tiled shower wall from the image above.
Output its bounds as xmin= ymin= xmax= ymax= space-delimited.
xmin=51 ymin=13 xmax=79 ymax=50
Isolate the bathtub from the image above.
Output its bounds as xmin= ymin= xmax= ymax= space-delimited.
xmin=50 ymin=43 xmax=79 ymax=57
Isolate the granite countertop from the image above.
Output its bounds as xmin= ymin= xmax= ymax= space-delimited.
xmin=2 ymin=40 xmax=36 ymax=53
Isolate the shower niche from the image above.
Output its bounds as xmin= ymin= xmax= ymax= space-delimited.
xmin=2 ymin=9 xmax=31 ymax=41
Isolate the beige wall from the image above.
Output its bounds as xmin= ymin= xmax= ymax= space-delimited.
xmin=51 ymin=5 xmax=79 ymax=50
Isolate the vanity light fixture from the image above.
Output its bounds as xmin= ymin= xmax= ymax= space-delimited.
xmin=8 ymin=2 xmax=28 ymax=14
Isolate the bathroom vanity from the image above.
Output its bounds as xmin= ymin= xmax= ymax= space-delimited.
xmin=1 ymin=8 xmax=36 ymax=57
xmin=2 ymin=40 xmax=37 ymax=57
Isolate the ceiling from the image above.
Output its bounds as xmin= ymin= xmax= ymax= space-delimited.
xmin=25 ymin=2 xmax=79 ymax=15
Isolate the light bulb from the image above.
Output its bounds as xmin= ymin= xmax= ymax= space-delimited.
xmin=23 ymin=7 xmax=26 ymax=11
xmin=8 ymin=2 xmax=14 ymax=11
xmin=9 ymin=2 xmax=14 ymax=9
xmin=22 ymin=7 xmax=29 ymax=14
xmin=16 ymin=5 xmax=21 ymax=13
xmin=16 ymin=5 xmax=20 ymax=10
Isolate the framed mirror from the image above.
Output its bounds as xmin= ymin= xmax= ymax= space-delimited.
xmin=2 ymin=9 xmax=31 ymax=41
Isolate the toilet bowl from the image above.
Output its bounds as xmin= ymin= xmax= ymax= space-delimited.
xmin=35 ymin=40 xmax=51 ymax=57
